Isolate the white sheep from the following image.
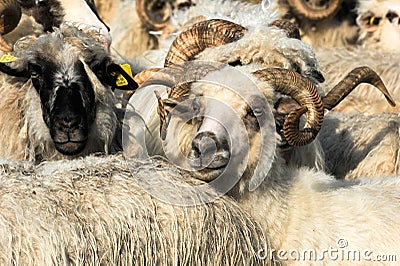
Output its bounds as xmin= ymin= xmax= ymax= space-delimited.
xmin=0 ymin=25 xmax=136 ymax=162
xmin=155 ymin=66 xmax=400 ymax=265
xmin=126 ymin=14 xmax=327 ymax=161
xmin=0 ymin=153 xmax=273 ymax=265
xmin=124 ymin=17 xmax=400 ymax=261
xmin=314 ymin=111 xmax=400 ymax=180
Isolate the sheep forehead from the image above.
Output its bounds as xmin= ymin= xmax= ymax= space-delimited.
xmin=191 ymin=83 xmax=249 ymax=114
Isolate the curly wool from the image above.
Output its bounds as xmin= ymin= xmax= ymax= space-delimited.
xmin=0 ymin=154 xmax=273 ymax=265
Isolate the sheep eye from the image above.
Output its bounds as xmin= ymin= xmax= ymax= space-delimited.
xmin=386 ymin=11 xmax=399 ymax=22
xmin=154 ymin=0 xmax=165 ymax=9
xmin=253 ymin=108 xmax=263 ymax=117
xmin=30 ymin=71 xmax=39 ymax=79
xmin=369 ymin=16 xmax=381 ymax=26
xmin=247 ymin=107 xmax=263 ymax=118
xmin=28 ymin=63 xmax=42 ymax=79
xmin=248 ymin=108 xmax=263 ymax=117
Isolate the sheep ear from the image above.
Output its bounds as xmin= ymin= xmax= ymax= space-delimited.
xmin=106 ymin=63 xmax=139 ymax=91
xmin=0 ymin=55 xmax=29 ymax=78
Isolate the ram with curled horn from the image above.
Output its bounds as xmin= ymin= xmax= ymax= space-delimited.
xmin=128 ymin=19 xmax=400 ymax=262
xmin=127 ymin=17 xmax=395 ymax=164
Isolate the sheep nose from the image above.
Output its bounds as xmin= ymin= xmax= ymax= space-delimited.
xmin=54 ymin=115 xmax=82 ymax=131
xmin=191 ymin=132 xmax=218 ymax=159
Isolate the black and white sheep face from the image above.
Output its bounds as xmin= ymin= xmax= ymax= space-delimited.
xmin=0 ymin=26 xmax=132 ymax=156
xmin=29 ymin=57 xmax=96 ymax=155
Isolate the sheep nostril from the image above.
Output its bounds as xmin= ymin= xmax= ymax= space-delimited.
xmin=191 ymin=135 xmax=217 ymax=159
xmin=54 ymin=116 xmax=82 ymax=131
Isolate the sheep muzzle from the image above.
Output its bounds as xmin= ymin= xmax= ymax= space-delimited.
xmin=51 ymin=114 xmax=88 ymax=155
xmin=188 ymin=131 xmax=230 ymax=175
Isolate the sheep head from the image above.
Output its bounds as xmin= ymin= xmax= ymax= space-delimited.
xmin=147 ymin=63 xmax=325 ymax=194
xmin=0 ymin=25 xmax=136 ymax=156
xmin=356 ymin=0 xmax=400 ymax=51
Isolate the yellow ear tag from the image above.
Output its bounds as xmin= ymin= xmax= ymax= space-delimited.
xmin=0 ymin=54 xmax=19 ymax=63
xmin=115 ymin=64 xmax=133 ymax=87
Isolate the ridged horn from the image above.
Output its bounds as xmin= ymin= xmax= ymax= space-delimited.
xmin=155 ymin=90 xmax=169 ymax=140
xmin=269 ymin=19 xmax=301 ymax=39
xmin=134 ymin=68 xmax=163 ymax=87
xmin=253 ymin=68 xmax=324 ymax=146
xmin=0 ymin=0 xmax=22 ymax=52
xmin=136 ymin=0 xmax=172 ymax=31
xmin=287 ymin=0 xmax=342 ymax=20
xmin=323 ymin=66 xmax=396 ymax=110
xmin=164 ymin=19 xmax=247 ymax=67
xmin=155 ymin=82 xmax=193 ymax=140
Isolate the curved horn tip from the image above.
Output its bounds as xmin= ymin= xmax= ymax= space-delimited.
xmin=253 ymin=68 xmax=324 ymax=147
xmin=323 ymin=66 xmax=396 ymax=110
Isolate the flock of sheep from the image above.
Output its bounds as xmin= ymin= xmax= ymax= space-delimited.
xmin=0 ymin=0 xmax=400 ymax=265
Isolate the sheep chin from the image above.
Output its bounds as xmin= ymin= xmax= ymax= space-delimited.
xmin=191 ymin=167 xmax=225 ymax=182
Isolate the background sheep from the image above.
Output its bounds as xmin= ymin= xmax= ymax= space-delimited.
xmin=109 ymin=0 xmax=195 ymax=60
xmin=1 ymin=0 xmax=111 ymax=53
xmin=313 ymin=0 xmax=400 ymax=114
xmin=356 ymin=0 xmax=400 ymax=52
xmin=315 ymin=112 xmax=400 ymax=180
xmin=0 ymin=153 xmax=273 ymax=265
xmin=275 ymin=0 xmax=359 ymax=47
xmin=0 ymin=25 xmax=136 ymax=162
